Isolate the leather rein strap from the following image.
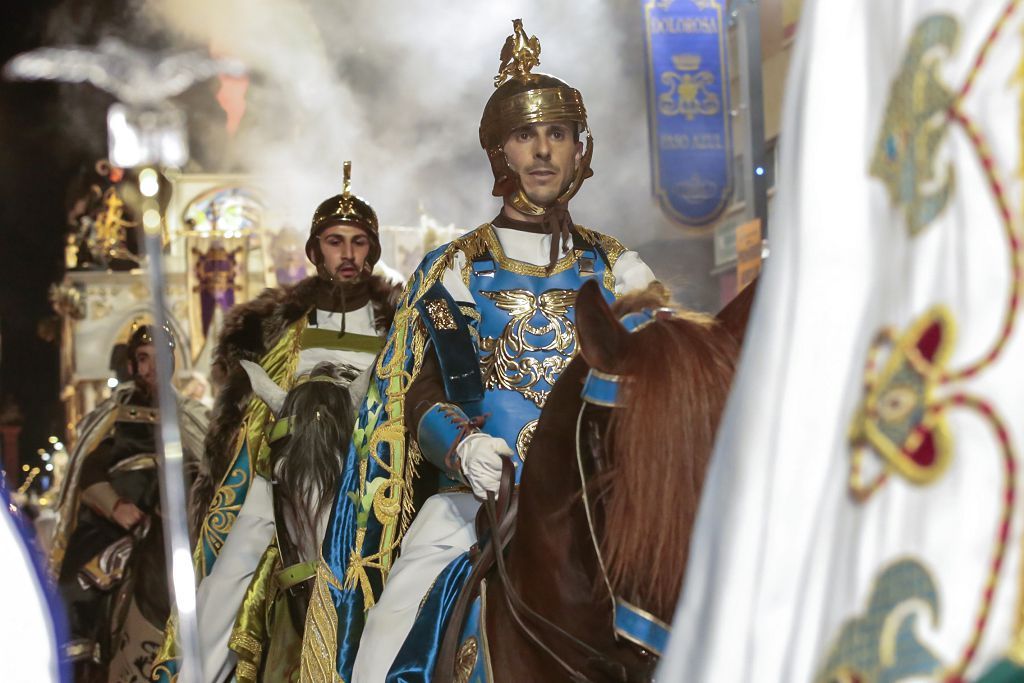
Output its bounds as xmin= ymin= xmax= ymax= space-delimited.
xmin=434 ymin=456 xmax=517 ymax=681
xmin=436 ymin=457 xmax=630 ymax=683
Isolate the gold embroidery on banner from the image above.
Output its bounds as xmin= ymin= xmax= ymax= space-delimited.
xmin=516 ymin=419 xmax=538 ymax=461
xmin=816 ymin=558 xmax=941 ymax=682
xmin=869 ymin=15 xmax=957 ymax=236
xmin=479 ymin=288 xmax=577 ymax=407
xmin=454 ymin=636 xmax=479 ymax=683
xmin=424 ymin=299 xmax=458 ymax=331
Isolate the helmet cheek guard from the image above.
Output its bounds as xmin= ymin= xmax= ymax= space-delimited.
xmin=488 ymin=128 xmax=595 ymax=218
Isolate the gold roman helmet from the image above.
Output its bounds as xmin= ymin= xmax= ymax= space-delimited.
xmin=306 ymin=161 xmax=382 ymax=270
xmin=480 ymin=19 xmax=594 ymax=217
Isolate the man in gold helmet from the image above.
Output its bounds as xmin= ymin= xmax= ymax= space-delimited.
xmin=152 ymin=164 xmax=402 ymax=683
xmin=307 ymin=20 xmax=657 ymax=682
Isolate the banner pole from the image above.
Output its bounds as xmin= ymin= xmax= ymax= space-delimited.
xmin=137 ymin=169 xmax=204 ymax=683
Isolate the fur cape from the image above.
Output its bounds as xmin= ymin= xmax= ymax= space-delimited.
xmin=189 ymin=274 xmax=402 ymax=535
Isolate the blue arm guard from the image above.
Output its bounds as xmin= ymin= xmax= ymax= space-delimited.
xmin=416 ymin=402 xmax=477 ymax=481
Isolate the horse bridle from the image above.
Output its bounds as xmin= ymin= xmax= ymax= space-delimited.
xmin=574 ymin=309 xmax=674 ymax=657
xmin=475 ymin=308 xmax=673 ymax=683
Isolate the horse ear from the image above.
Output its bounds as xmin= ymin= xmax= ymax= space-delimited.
xmin=576 ymin=280 xmax=629 ymax=372
xmin=716 ymin=277 xmax=758 ymax=346
xmin=239 ymin=359 xmax=287 ymax=415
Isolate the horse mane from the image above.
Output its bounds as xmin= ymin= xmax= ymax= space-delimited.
xmin=271 ymin=361 xmax=357 ymax=563
xmin=598 ymin=286 xmax=738 ymax=617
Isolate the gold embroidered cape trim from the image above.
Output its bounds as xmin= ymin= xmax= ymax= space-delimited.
xmin=300 ymin=227 xmax=493 ymax=679
xmin=298 ymin=223 xmax=627 ymax=678
xmin=228 ymin=543 xmax=280 ymax=683
xmin=300 ymin=559 xmax=346 ymax=683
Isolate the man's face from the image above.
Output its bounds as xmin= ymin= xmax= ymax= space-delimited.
xmin=133 ymin=343 xmax=156 ymax=394
xmin=318 ymin=224 xmax=371 ymax=282
xmin=502 ymin=121 xmax=583 ymax=206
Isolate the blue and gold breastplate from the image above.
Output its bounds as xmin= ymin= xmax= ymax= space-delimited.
xmin=465 ymin=228 xmax=616 ymax=477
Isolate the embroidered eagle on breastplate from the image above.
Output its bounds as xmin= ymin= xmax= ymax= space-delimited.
xmin=478 ymin=289 xmax=578 ymax=407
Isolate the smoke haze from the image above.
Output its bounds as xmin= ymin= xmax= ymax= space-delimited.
xmin=44 ymin=0 xmax=721 ymax=307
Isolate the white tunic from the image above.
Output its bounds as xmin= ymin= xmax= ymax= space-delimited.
xmin=352 ymin=226 xmax=655 ymax=682
xmin=191 ymin=305 xmax=379 ymax=683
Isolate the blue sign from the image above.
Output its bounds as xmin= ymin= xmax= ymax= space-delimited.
xmin=643 ymin=0 xmax=733 ymax=228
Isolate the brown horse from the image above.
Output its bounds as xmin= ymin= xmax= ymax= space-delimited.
xmin=437 ymin=279 xmax=752 ymax=682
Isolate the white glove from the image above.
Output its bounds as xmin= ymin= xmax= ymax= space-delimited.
xmin=456 ymin=433 xmax=513 ymax=499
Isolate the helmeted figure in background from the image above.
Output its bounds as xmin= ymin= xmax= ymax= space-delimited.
xmin=302 ymin=19 xmax=657 ymax=681
xmin=152 ymin=164 xmax=402 ymax=682
xmin=50 ymin=324 xmax=209 ymax=682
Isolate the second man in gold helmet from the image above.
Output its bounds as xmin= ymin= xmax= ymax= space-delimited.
xmin=153 ymin=164 xmax=403 ymax=682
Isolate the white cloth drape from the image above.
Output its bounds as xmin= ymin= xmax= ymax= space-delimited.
xmin=660 ymin=1 xmax=1024 ymax=680
xmin=0 ymin=504 xmax=62 ymax=681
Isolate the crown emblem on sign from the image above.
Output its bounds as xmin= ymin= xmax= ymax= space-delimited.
xmin=494 ymin=19 xmax=542 ymax=87
xmin=672 ymin=54 xmax=702 ymax=71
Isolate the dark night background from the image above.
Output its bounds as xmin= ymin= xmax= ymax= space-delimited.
xmin=1 ymin=1 xmax=79 ymax=479
xmin=0 ymin=2 xmax=184 ymax=481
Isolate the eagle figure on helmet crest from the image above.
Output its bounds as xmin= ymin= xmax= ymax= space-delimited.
xmin=495 ymin=18 xmax=541 ymax=86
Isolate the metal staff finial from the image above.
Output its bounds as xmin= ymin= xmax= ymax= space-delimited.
xmin=3 ymin=37 xmax=244 ymax=107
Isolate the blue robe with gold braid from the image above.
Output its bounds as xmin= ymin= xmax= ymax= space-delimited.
xmin=299 ymin=223 xmax=626 ymax=682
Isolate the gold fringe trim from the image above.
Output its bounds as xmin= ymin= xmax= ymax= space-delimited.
xmin=300 ymin=231 xmax=489 ymax=680
xmin=299 ymin=559 xmax=345 ymax=683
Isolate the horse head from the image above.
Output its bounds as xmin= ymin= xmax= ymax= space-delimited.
xmin=573 ymin=279 xmax=739 ymax=623
xmin=240 ymin=359 xmax=358 ymax=628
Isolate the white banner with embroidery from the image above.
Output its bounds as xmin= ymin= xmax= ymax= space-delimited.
xmin=660 ymin=0 xmax=1024 ymax=681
